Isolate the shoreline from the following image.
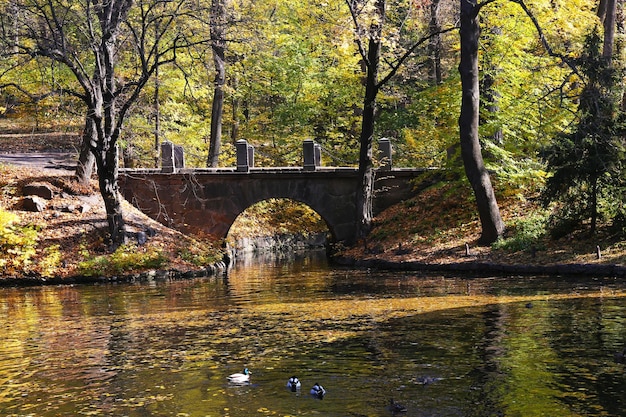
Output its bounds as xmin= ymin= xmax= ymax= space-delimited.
xmin=2 ymin=253 xmax=625 ymax=289
xmin=331 ymin=255 xmax=626 ymax=278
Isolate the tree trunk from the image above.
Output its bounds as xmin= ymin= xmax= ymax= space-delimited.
xmin=601 ymin=0 xmax=617 ymax=59
xmin=207 ymin=0 xmax=228 ymax=168
xmin=355 ymin=0 xmax=384 ymax=241
xmin=481 ymin=26 xmax=504 ymax=146
xmin=154 ymin=63 xmax=161 ymax=168
xmin=590 ymin=174 xmax=598 ymax=235
xmin=231 ymin=75 xmax=240 ymax=142
xmin=94 ymin=135 xmax=126 ymax=249
xmin=458 ymin=0 xmax=505 ymax=245
xmin=75 ymin=116 xmax=96 ymax=185
xmin=428 ymin=0 xmax=443 ymax=84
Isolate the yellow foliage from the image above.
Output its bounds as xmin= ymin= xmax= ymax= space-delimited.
xmin=0 ymin=208 xmax=38 ymax=275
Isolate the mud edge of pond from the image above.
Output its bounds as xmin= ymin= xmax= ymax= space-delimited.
xmin=331 ymin=256 xmax=626 ymax=278
xmin=0 ymin=261 xmax=229 ymax=288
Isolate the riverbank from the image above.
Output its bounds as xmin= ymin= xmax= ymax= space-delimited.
xmin=333 ymin=183 xmax=625 ymax=277
xmin=0 ymin=164 xmax=227 ymax=286
xmin=0 ymin=161 xmax=624 ymax=286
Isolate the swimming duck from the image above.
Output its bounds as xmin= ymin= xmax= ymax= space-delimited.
xmin=227 ymin=368 xmax=251 ymax=384
xmin=415 ymin=376 xmax=442 ymax=385
xmin=286 ymin=376 xmax=301 ymax=392
xmin=389 ymin=398 xmax=407 ymax=413
xmin=310 ymin=382 xmax=326 ymax=399
xmin=614 ymin=348 xmax=626 ymax=364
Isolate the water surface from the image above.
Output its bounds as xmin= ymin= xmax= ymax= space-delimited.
xmin=2 ymin=252 xmax=626 ymax=416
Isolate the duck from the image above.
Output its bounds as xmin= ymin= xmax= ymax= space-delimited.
xmin=227 ymin=368 xmax=251 ymax=384
xmin=286 ymin=376 xmax=301 ymax=392
xmin=614 ymin=348 xmax=626 ymax=364
xmin=389 ymin=398 xmax=407 ymax=413
xmin=310 ymin=382 xmax=326 ymax=399
xmin=415 ymin=375 xmax=442 ymax=385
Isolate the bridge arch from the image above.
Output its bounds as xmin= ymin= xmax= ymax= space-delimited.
xmin=226 ymin=198 xmax=330 ymax=243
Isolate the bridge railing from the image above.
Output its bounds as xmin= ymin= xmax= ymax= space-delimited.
xmin=159 ymin=138 xmax=394 ymax=173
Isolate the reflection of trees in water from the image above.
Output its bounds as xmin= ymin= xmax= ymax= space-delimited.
xmin=4 ymin=271 xmax=626 ymax=415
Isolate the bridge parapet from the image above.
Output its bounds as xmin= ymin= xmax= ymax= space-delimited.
xmin=159 ymin=138 xmax=394 ymax=173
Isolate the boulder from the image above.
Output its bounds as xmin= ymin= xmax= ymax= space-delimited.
xmin=22 ymin=196 xmax=47 ymax=212
xmin=23 ymin=182 xmax=54 ymax=200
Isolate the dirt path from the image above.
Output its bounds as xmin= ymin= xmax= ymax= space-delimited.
xmin=0 ymin=152 xmax=77 ymax=172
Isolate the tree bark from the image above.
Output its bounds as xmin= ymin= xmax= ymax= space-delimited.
xmin=355 ymin=0 xmax=385 ymax=241
xmin=75 ymin=116 xmax=96 ymax=185
xmin=601 ymin=0 xmax=617 ymax=59
xmin=231 ymin=75 xmax=240 ymax=142
xmin=154 ymin=62 xmax=161 ymax=168
xmin=458 ymin=0 xmax=505 ymax=245
xmin=428 ymin=0 xmax=443 ymax=84
xmin=94 ymin=136 xmax=126 ymax=248
xmin=207 ymin=0 xmax=228 ymax=168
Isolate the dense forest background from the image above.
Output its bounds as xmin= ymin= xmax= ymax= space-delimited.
xmin=0 ymin=0 xmax=624 ymax=247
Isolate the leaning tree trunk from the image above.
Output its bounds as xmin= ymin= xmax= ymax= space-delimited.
xmin=458 ymin=0 xmax=505 ymax=245
xmin=75 ymin=116 xmax=96 ymax=185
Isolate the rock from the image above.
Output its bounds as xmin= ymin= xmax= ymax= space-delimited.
xmin=23 ymin=182 xmax=54 ymax=200
xmin=22 ymin=196 xmax=47 ymax=212
xmin=136 ymin=231 xmax=147 ymax=245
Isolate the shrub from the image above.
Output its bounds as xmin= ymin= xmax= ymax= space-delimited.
xmin=78 ymin=244 xmax=168 ymax=276
xmin=0 ymin=208 xmax=38 ymax=274
xmin=493 ymin=211 xmax=549 ymax=252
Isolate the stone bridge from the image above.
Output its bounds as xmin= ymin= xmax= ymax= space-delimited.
xmin=118 ymin=139 xmax=430 ymax=243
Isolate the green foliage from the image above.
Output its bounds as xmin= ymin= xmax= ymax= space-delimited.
xmin=378 ymin=78 xmax=461 ymax=168
xmin=38 ymin=244 xmax=62 ymax=278
xmin=0 ymin=209 xmax=38 ymax=274
xmin=228 ymin=198 xmax=327 ymax=242
xmin=541 ymin=29 xmax=626 ymax=235
xmin=493 ymin=211 xmax=549 ymax=252
xmin=78 ymin=244 xmax=168 ymax=277
xmin=177 ymin=238 xmax=224 ymax=267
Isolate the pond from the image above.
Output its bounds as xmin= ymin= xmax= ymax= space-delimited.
xmin=2 ymin=251 xmax=626 ymax=416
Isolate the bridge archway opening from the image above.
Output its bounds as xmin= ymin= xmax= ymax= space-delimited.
xmin=226 ymin=198 xmax=331 ymax=251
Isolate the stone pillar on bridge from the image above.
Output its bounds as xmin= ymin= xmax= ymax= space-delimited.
xmin=161 ymin=141 xmax=176 ymax=173
xmin=378 ymin=138 xmax=392 ymax=171
xmin=237 ymin=139 xmax=254 ymax=172
xmin=248 ymin=144 xmax=255 ymax=168
xmin=303 ymin=139 xmax=322 ymax=171
xmin=174 ymin=145 xmax=185 ymax=169
xmin=161 ymin=141 xmax=185 ymax=173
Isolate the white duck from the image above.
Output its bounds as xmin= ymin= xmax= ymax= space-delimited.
xmin=227 ymin=368 xmax=251 ymax=384
xmin=286 ymin=376 xmax=301 ymax=392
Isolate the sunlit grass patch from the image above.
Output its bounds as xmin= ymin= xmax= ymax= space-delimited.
xmin=78 ymin=243 xmax=168 ymax=276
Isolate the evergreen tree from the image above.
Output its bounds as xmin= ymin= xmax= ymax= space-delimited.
xmin=542 ymin=29 xmax=626 ymax=236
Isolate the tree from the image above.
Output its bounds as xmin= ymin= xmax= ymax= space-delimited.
xmin=347 ymin=0 xmax=457 ymax=240
xmin=348 ymin=0 xmax=384 ymax=241
xmin=3 ymin=0 xmax=208 ymax=248
xmin=207 ymin=0 xmax=230 ymax=168
xmin=542 ymin=30 xmax=625 ymax=235
xmin=458 ymin=0 xmax=505 ymax=245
